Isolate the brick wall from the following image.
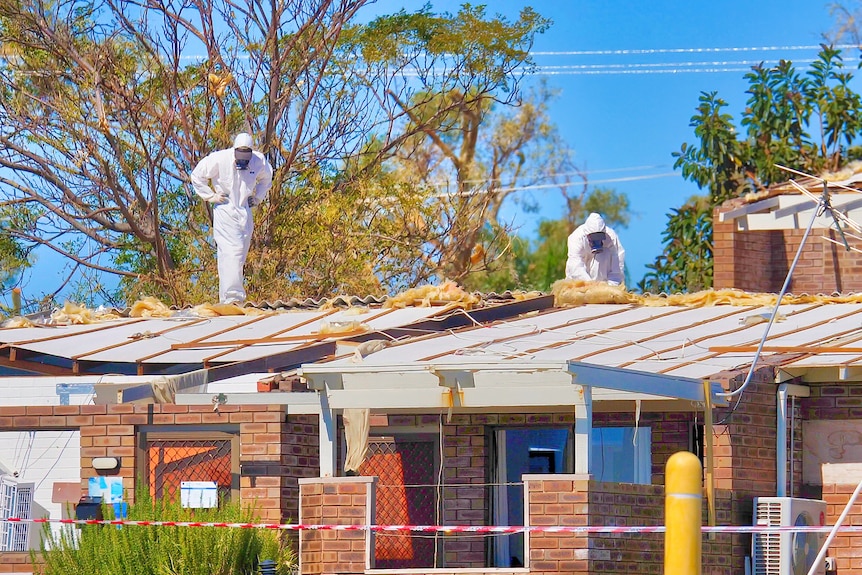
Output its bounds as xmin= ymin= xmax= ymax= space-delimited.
xmin=800 ymin=384 xmax=862 ymax=572
xmin=0 ymin=403 xmax=315 ymax=575
xmin=0 ymin=553 xmax=38 ymax=574
xmin=380 ymin=411 xmax=695 ymax=569
xmin=525 ymin=475 xmax=590 ymax=575
xmin=299 ymin=474 xmax=736 ymax=575
xmin=298 ymin=476 xmax=373 ymax=575
xmin=524 ymin=476 xmax=735 ymax=575
xmin=821 ymin=481 xmax=862 ymax=572
xmin=713 ymin=204 xmax=862 ymax=293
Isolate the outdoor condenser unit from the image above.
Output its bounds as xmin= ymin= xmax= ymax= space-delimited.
xmin=0 ymin=476 xmax=35 ymax=552
xmin=752 ymin=497 xmax=827 ymax=575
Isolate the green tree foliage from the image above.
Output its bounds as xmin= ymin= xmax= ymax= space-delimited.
xmin=0 ymin=0 xmax=549 ymax=309
xmin=639 ymin=45 xmax=862 ymax=294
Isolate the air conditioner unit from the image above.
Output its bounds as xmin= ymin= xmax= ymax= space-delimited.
xmin=752 ymin=497 xmax=827 ymax=575
xmin=0 ymin=477 xmax=35 ymax=552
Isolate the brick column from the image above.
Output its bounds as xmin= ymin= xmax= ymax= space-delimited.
xmin=713 ymin=207 xmax=776 ymax=292
xmin=525 ymin=474 xmax=590 ymax=575
xmin=823 ymin=479 xmax=862 ymax=572
xmin=298 ymin=476 xmax=374 ymax=575
xmin=238 ymin=405 xmax=287 ymax=523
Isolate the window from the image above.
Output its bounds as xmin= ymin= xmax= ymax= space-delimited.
xmin=492 ymin=427 xmax=573 ymax=568
xmin=590 ymin=426 xmax=651 ymax=484
xmin=137 ymin=427 xmax=239 ymax=503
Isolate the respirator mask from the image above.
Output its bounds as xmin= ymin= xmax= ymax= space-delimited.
xmin=587 ymin=231 xmax=606 ymax=254
xmin=234 ymin=147 xmax=252 ymax=170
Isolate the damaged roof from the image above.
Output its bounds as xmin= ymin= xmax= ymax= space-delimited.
xmin=5 ymin=282 xmax=862 ymax=410
xmin=0 ymin=289 xmax=551 ymax=377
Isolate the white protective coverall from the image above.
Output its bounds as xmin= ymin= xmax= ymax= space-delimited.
xmin=191 ymin=133 xmax=273 ymax=303
xmin=565 ymin=212 xmax=626 ymax=286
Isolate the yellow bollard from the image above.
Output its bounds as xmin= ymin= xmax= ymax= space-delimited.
xmin=664 ymin=451 xmax=702 ymax=575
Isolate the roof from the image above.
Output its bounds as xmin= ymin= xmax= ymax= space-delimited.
xmin=718 ymin=162 xmax=862 ymax=231
xmin=6 ymin=283 xmax=862 ymax=411
xmin=0 ymin=293 xmax=552 ymax=377
xmin=298 ymin=295 xmax=862 ymax=412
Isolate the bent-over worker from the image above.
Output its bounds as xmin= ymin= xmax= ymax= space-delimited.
xmin=565 ymin=212 xmax=625 ymax=286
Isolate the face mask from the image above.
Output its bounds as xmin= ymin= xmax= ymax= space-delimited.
xmin=587 ymin=232 xmax=606 ymax=254
xmin=234 ymin=148 xmax=252 ymax=170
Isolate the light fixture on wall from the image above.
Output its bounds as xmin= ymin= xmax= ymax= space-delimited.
xmin=92 ymin=457 xmax=120 ymax=473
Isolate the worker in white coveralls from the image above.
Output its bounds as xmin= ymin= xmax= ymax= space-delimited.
xmin=191 ymin=133 xmax=273 ymax=304
xmin=565 ymin=212 xmax=626 ymax=286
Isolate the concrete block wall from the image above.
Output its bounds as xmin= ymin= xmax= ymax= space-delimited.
xmin=713 ymin=205 xmax=862 ymax=293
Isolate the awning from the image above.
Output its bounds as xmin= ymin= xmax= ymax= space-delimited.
xmin=299 ymin=359 xmax=727 ymax=412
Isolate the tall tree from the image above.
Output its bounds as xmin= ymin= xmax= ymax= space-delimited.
xmin=639 ymin=46 xmax=862 ymax=294
xmin=0 ymin=0 xmax=549 ymax=309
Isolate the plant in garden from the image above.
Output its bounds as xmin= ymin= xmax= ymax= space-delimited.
xmin=37 ymin=490 xmax=294 ymax=575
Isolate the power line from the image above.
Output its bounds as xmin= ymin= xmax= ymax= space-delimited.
xmin=539 ymin=58 xmax=822 ymax=71
xmin=494 ymin=172 xmax=679 ymax=193
xmin=530 ymin=44 xmax=859 ymax=56
xmin=426 ymin=164 xmax=670 ymax=187
xmin=431 ymin=172 xmax=680 ymax=198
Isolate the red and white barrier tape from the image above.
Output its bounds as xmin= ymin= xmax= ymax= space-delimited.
xmin=1 ymin=517 xmax=858 ymax=534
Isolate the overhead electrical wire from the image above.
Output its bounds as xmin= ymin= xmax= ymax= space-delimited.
xmin=167 ymin=44 xmax=861 ymax=76
xmin=530 ymin=44 xmax=859 ymax=56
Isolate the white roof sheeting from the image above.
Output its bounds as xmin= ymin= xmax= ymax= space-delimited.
xmin=7 ymin=296 xmax=862 ymax=409
xmin=0 ymin=297 xmax=552 ymax=377
xmin=301 ymin=301 xmax=862 ymax=402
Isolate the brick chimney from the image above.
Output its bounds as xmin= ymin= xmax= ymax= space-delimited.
xmin=713 ymin=198 xmax=862 ymax=294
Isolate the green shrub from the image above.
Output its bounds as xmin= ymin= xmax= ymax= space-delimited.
xmin=36 ymin=490 xmax=295 ymax=575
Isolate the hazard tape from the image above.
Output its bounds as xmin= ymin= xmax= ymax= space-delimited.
xmin=1 ymin=517 xmax=860 ymax=534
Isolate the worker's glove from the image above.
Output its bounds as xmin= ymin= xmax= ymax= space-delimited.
xmin=247 ymin=197 xmax=259 ymax=208
xmin=210 ymin=193 xmax=228 ymax=205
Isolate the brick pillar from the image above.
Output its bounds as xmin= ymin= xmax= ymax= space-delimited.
xmin=298 ymin=476 xmax=374 ymax=575
xmin=713 ymin=206 xmax=776 ymax=292
xmin=524 ymin=474 xmax=590 ymax=575
xmin=823 ymin=480 xmax=862 ymax=572
xmin=442 ymin=414 xmax=488 ymax=567
xmin=238 ymin=405 xmax=287 ymax=523
xmin=80 ymin=404 xmax=137 ymax=499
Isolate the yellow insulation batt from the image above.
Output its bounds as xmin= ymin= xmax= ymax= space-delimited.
xmin=9 ymin=281 xmax=862 ymax=329
xmin=383 ymin=280 xmax=481 ymax=309
xmin=551 ymin=279 xmax=862 ymax=307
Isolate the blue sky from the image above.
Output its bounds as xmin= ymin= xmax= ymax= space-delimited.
xmin=446 ymin=0 xmax=853 ymax=284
